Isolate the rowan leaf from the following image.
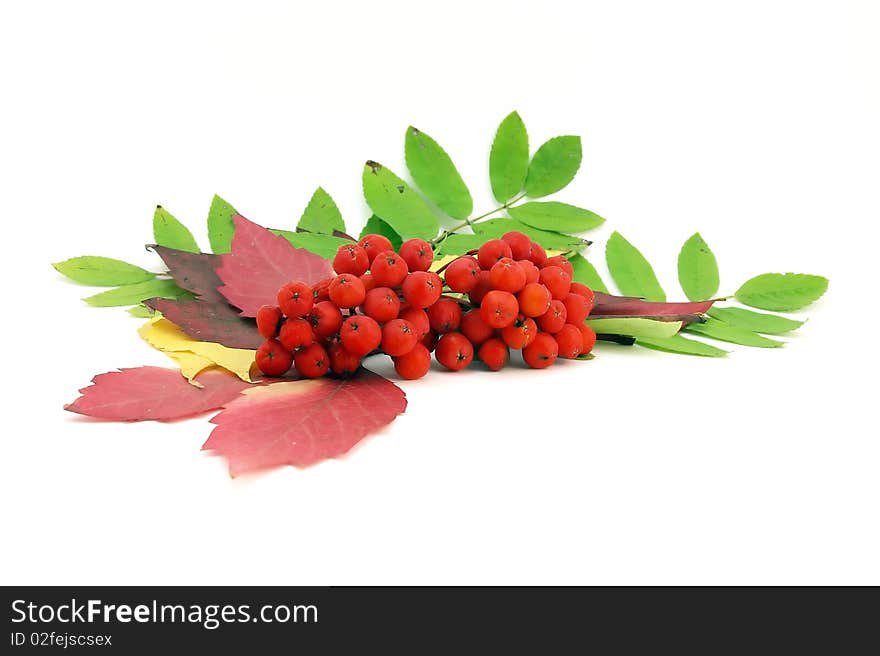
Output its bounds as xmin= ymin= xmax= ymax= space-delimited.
xmin=605 ymin=231 xmax=666 ymax=301
xmin=434 ymin=233 xmax=485 ymax=256
xmin=586 ymin=317 xmax=683 ymax=339
xmin=405 ymin=126 xmax=472 ymax=219
xmin=569 ymin=254 xmax=608 ymax=293
xmin=359 ymin=215 xmax=402 ymax=251
xmin=65 ymin=367 xmax=251 ymax=421
xmin=204 ymin=370 xmax=407 ymax=476
xmin=144 ymin=298 xmax=263 ymax=349
xmin=53 ymin=256 xmax=155 ymax=286
xmin=127 ymin=305 xmax=156 ymax=318
xmin=83 ymin=279 xmax=186 ymax=307
xmin=636 ymin=335 xmax=728 ymax=357
xmin=272 ymin=230 xmax=352 ymax=260
xmin=707 ymin=306 xmax=805 ymax=335
xmin=490 ymin=111 xmax=529 ymax=203
xmin=508 ymin=202 xmax=605 ymax=233
xmin=216 ymin=215 xmax=333 ymax=317
xmin=475 ymin=218 xmax=586 ymax=251
xmin=677 ymin=232 xmax=720 ymax=301
xmin=362 ymin=161 xmax=438 ymax=240
xmin=736 ymin=273 xmax=828 ymax=311
xmin=684 ymin=318 xmax=784 ymax=348
xmin=524 ymin=136 xmax=582 ymax=198
xmin=150 ymin=246 xmax=223 ymax=301
xmin=206 ymin=194 xmax=238 ymax=253
xmin=153 ymin=206 xmax=199 ymax=253
xmin=297 ymin=187 xmax=344 ymax=235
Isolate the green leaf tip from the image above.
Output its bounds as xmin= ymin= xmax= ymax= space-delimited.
xmin=207 ymin=194 xmax=238 ymax=254
xmin=490 ymin=111 xmax=529 ymax=203
xmin=605 ymin=231 xmax=666 ymax=301
xmin=678 ymin=232 xmax=720 ymax=301
xmin=362 ymin=161 xmax=439 ymax=240
xmin=735 ymin=273 xmax=828 ymax=312
xmin=404 ymin=125 xmax=473 ymax=219
xmin=524 ymin=135 xmax=582 ymax=198
xmin=53 ymin=256 xmax=156 ymax=287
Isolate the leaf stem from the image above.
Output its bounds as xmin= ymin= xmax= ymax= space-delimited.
xmin=431 ymin=193 xmax=527 ymax=248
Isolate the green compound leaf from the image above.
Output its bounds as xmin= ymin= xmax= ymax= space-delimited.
xmin=677 ymin=232 xmax=719 ymax=301
xmin=736 ymin=273 xmax=829 ymax=311
xmin=684 ymin=318 xmax=783 ymax=348
xmin=435 ymin=233 xmax=485 ymax=256
xmin=53 ymin=256 xmax=156 ymax=286
xmin=586 ymin=317 xmax=682 ymax=339
xmin=271 ymin=230 xmax=351 ymax=260
xmin=636 ymin=334 xmax=728 ymax=357
xmin=359 ymin=215 xmax=402 ymax=252
xmin=207 ymin=194 xmax=238 ymax=253
xmin=362 ymin=161 xmax=439 ymax=241
xmin=297 ymin=187 xmax=344 ymax=235
xmin=153 ymin=206 xmax=199 ymax=253
xmin=490 ymin=111 xmax=529 ymax=203
xmin=84 ymin=279 xmax=187 ymax=307
xmin=405 ymin=126 xmax=473 ymax=220
xmin=508 ymin=202 xmax=605 ymax=233
xmin=476 ymin=218 xmax=586 ymax=251
xmin=568 ymin=254 xmax=608 ymax=293
xmin=707 ymin=306 xmax=805 ymax=335
xmin=605 ymin=231 xmax=666 ymax=301
xmin=524 ymin=135 xmax=582 ymax=198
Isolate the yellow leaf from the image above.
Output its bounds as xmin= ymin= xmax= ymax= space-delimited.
xmin=138 ymin=318 xmax=256 ymax=383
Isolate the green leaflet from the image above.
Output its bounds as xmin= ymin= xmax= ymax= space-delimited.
xmin=707 ymin=307 xmax=804 ymax=335
xmin=434 ymin=233 xmax=484 ymax=256
xmin=359 ymin=215 xmax=402 ymax=252
xmin=636 ymin=335 xmax=728 ymax=357
xmin=127 ymin=305 xmax=156 ymax=318
xmin=272 ymin=230 xmax=352 ymax=260
xmin=677 ymin=232 xmax=719 ymax=301
xmin=476 ymin=218 xmax=585 ymax=251
xmin=568 ymin=254 xmax=608 ymax=293
xmin=684 ymin=318 xmax=783 ymax=348
xmin=297 ymin=187 xmax=344 ymax=235
xmin=405 ymin=126 xmax=472 ymax=220
xmin=153 ymin=206 xmax=199 ymax=253
xmin=736 ymin=273 xmax=828 ymax=311
xmin=586 ymin=318 xmax=682 ymax=339
xmin=362 ymin=161 xmax=438 ymax=240
xmin=83 ymin=279 xmax=186 ymax=307
xmin=524 ymin=136 xmax=582 ymax=198
xmin=508 ymin=202 xmax=605 ymax=233
xmin=53 ymin=256 xmax=156 ymax=286
xmin=605 ymin=231 xmax=666 ymax=301
xmin=207 ymin=194 xmax=238 ymax=253
xmin=489 ymin=111 xmax=529 ymax=203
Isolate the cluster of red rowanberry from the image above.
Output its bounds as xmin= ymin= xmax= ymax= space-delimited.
xmin=254 ymin=231 xmax=597 ymax=380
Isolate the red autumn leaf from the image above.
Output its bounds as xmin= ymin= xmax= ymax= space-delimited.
xmin=216 ymin=215 xmax=333 ymax=317
xmin=592 ymin=292 xmax=714 ymax=321
xmin=144 ymin=298 xmax=263 ymax=349
xmin=150 ymin=245 xmax=224 ymax=301
xmin=203 ymin=369 xmax=407 ymax=476
xmin=65 ymin=367 xmax=251 ymax=422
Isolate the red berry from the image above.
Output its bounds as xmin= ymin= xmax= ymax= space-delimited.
xmin=333 ymin=243 xmax=370 ymax=276
xmin=279 ymin=317 xmax=315 ymax=350
xmin=569 ymin=282 xmax=594 ymax=304
xmin=518 ymin=259 xmax=540 ymax=284
xmin=537 ymin=299 xmax=567 ymax=334
xmin=479 ymin=290 xmax=519 ymax=329
xmin=363 ymin=286 xmax=401 ymax=323
xmin=328 ymin=273 xmax=366 ymax=308
xmin=340 ymin=315 xmax=382 ymax=356
xmin=255 ymin=339 xmax=293 ymax=376
xmin=357 ymin=234 xmax=394 ymax=263
xmin=477 ymin=338 xmax=509 ymax=371
xmin=360 ymin=272 xmax=377 ymax=292
xmin=576 ymin=323 xmax=597 ymax=355
xmin=538 ymin=265 xmax=572 ymax=300
xmin=426 ymin=298 xmax=462 ymax=333
xmin=308 ymin=301 xmax=344 ymax=339
xmin=277 ymin=281 xmax=314 ymax=318
xmin=517 ymin=282 xmax=552 ymax=317
xmin=489 ymin=257 xmax=527 ymax=293
xmin=467 ymin=270 xmax=493 ymax=305
xmin=435 ymin=332 xmax=474 ymax=371
xmin=554 ymin=324 xmax=584 ymax=359
xmin=477 ymin=239 xmax=513 ymax=270
xmin=256 ymin=305 xmax=282 ymax=338
xmin=523 ymin=332 xmax=558 ymax=369
xmin=371 ymin=250 xmax=409 ymax=287
xmin=501 ymin=231 xmax=532 ymax=260
xmin=398 ymin=239 xmax=434 ymax=272
xmin=399 ymin=307 xmax=430 ymax=339
xmin=460 ymin=309 xmax=494 ymax=346
xmin=381 ymin=318 xmax=419 ymax=356
xmin=562 ymin=292 xmax=590 ymax=325
xmin=294 ymin=342 xmax=330 ymax=378
xmin=393 ymin=343 xmax=432 ymax=380
xmin=420 ymin=330 xmax=439 ymax=352
xmin=500 ymin=315 xmax=537 ymax=349
xmin=546 ymin=255 xmax=574 ymax=279
xmin=329 ymin=342 xmax=361 ymax=376
xmin=527 ymin=242 xmax=548 ymax=267
xmin=401 ymin=271 xmax=442 ymax=309
xmin=312 ymin=277 xmax=333 ymax=302
xmin=444 ymin=256 xmax=481 ymax=293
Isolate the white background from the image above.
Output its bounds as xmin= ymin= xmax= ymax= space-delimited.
xmin=1 ymin=1 xmax=878 ymax=585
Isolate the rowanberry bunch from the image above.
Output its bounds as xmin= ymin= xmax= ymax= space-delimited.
xmin=254 ymin=231 xmax=597 ymax=380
